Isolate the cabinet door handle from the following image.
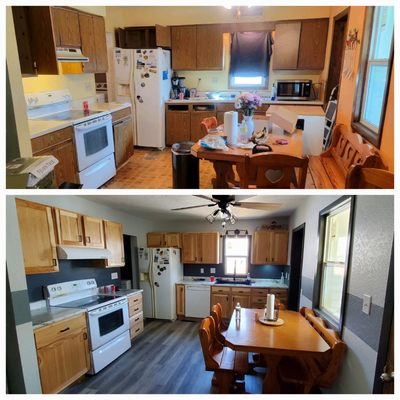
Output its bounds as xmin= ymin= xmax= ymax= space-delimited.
xmin=86 ymin=236 xmax=91 ymax=243
xmin=272 ymin=257 xmax=274 ymax=262
xmin=135 ymin=328 xmax=141 ymax=333
xmin=77 ymin=235 xmax=83 ymax=242
xmin=52 ymin=259 xmax=57 ymax=266
xmin=83 ymin=332 xmax=87 ymax=340
xmin=59 ymin=327 xmax=70 ymax=333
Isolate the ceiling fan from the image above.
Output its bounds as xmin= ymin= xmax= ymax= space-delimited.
xmin=171 ymin=195 xmax=281 ymax=227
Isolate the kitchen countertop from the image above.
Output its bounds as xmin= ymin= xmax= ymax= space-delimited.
xmin=268 ymin=104 xmax=325 ymax=117
xmin=115 ymin=288 xmax=143 ymax=296
xmin=177 ymin=278 xmax=288 ymax=289
xmin=31 ymin=305 xmax=86 ymax=330
xmin=28 ymin=101 xmax=132 ymax=139
xmin=166 ymin=99 xmax=324 ymax=106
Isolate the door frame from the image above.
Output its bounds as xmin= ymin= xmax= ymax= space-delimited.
xmin=373 ymin=241 xmax=394 ymax=393
xmin=324 ymin=7 xmax=349 ymax=103
xmin=288 ymin=223 xmax=306 ymax=311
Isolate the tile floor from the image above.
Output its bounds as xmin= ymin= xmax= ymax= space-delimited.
xmin=103 ymin=148 xmax=316 ymax=189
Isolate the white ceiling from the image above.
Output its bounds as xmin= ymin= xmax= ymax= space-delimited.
xmin=81 ymin=195 xmax=309 ymax=221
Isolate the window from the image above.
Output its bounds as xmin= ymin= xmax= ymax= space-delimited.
xmin=352 ymin=6 xmax=394 ymax=147
xmin=229 ymin=31 xmax=273 ymax=89
xmin=224 ymin=235 xmax=250 ymax=275
xmin=314 ymin=196 xmax=354 ymax=333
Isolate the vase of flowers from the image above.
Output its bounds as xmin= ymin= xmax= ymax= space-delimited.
xmin=235 ymin=92 xmax=263 ymax=136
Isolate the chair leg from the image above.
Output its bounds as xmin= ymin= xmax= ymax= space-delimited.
xmin=215 ymin=371 xmax=233 ymax=394
xmin=211 ymin=372 xmax=218 ymax=387
xmin=303 ymin=384 xmax=313 ymax=394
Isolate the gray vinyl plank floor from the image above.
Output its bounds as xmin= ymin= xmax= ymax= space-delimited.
xmin=63 ymin=319 xmax=264 ymax=394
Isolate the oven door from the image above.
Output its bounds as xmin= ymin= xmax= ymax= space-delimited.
xmin=87 ymin=299 xmax=129 ymax=350
xmin=74 ymin=115 xmax=114 ymax=171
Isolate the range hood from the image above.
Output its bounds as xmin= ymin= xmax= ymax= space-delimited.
xmin=56 ymin=47 xmax=89 ymax=62
xmin=57 ymin=246 xmax=112 ymax=260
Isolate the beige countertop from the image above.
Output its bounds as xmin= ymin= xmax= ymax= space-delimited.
xmin=166 ymin=99 xmax=324 ymax=106
xmin=177 ymin=278 xmax=288 ymax=289
xmin=31 ymin=306 xmax=86 ymax=330
xmin=268 ymin=104 xmax=325 ymax=117
xmin=115 ymin=288 xmax=143 ymax=296
xmin=28 ymin=102 xmax=132 ymax=139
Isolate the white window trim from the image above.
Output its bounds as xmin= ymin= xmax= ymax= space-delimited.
xmin=224 ymin=235 xmax=250 ymax=276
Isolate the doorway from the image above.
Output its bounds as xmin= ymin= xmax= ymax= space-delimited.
xmin=288 ymin=223 xmax=305 ymax=311
xmin=120 ymin=235 xmax=140 ymax=289
xmin=325 ymin=9 xmax=349 ymax=103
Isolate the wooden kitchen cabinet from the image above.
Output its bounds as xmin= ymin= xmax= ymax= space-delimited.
xmin=182 ymin=232 xmax=220 ymax=264
xmin=15 ymin=199 xmax=59 ymax=275
xmin=92 ymin=16 xmax=108 ymax=73
xmin=82 ymin=215 xmax=105 ymax=248
xmin=251 ymin=230 xmax=289 ymax=265
xmin=78 ymin=13 xmax=96 ymax=73
xmin=181 ymin=233 xmax=198 ymax=263
xmin=166 ymin=110 xmax=191 ymax=145
xmin=116 ymin=25 xmax=171 ymax=49
xmin=211 ymin=287 xmax=231 ymax=319
xmin=171 ymin=25 xmax=197 ymax=70
xmin=196 ymin=25 xmax=224 ymax=70
xmin=34 ymin=314 xmax=90 ymax=394
xmin=164 ymin=233 xmax=182 ymax=248
xmin=31 ymin=127 xmax=79 ymax=187
xmin=103 ymin=220 xmax=125 ymax=267
xmin=113 ymin=115 xmax=134 ymax=169
xmin=127 ymin=292 xmax=144 ymax=340
xmin=54 ymin=209 xmax=84 ymax=247
xmin=147 ymin=232 xmax=164 ymax=247
xmin=250 ymin=287 xmax=288 ymax=309
xmin=231 ymin=287 xmax=251 ymax=310
xmin=176 ymin=284 xmax=185 ymax=318
xmin=273 ymin=19 xmax=329 ymax=71
xmin=147 ymin=232 xmax=181 ymax=248
xmin=51 ymin=7 xmax=81 ymax=48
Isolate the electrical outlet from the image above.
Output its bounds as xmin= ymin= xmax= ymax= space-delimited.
xmin=200 ymin=268 xmax=204 ymax=274
xmin=111 ymin=272 xmax=118 ymax=280
xmin=210 ymin=267 xmax=216 ymax=274
xmin=362 ymin=294 xmax=372 ymax=315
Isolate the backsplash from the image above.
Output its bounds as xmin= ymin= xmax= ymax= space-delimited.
xmin=26 ymin=260 xmax=121 ymax=302
xmin=183 ymin=263 xmax=290 ymax=280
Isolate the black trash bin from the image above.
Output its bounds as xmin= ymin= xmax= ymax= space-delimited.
xmin=59 ymin=182 xmax=83 ymax=189
xmin=171 ymin=142 xmax=199 ymax=189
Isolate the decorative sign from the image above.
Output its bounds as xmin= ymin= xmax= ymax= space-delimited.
xmin=342 ymin=28 xmax=361 ymax=80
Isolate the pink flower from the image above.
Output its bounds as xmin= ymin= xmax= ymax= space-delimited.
xmin=235 ymin=92 xmax=263 ymax=115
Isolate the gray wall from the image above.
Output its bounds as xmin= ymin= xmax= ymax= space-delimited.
xmin=288 ymin=195 xmax=394 ymax=394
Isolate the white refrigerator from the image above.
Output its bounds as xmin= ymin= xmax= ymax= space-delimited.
xmin=113 ymin=48 xmax=171 ymax=149
xmin=138 ymin=247 xmax=183 ymax=320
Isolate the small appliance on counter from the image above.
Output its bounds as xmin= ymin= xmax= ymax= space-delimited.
xmin=275 ymin=80 xmax=313 ymax=101
xmin=170 ymin=71 xmax=189 ymax=99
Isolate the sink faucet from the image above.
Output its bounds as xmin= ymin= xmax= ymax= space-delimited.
xmin=233 ymin=261 xmax=237 ymax=282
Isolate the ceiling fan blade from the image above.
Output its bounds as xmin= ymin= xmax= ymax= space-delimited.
xmin=171 ymin=204 xmax=213 ymax=211
xmin=194 ymin=195 xmax=217 ymax=202
xmin=233 ymin=202 xmax=281 ymax=210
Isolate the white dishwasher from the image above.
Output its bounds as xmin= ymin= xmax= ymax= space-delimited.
xmin=185 ymin=285 xmax=211 ymax=318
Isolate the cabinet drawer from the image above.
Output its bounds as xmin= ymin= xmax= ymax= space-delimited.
xmin=269 ymin=289 xmax=288 ymax=295
xmin=112 ymin=107 xmax=131 ymax=123
xmin=34 ymin=313 xmax=86 ymax=349
xmin=231 ymin=287 xmax=251 ymax=295
xmin=252 ymin=296 xmax=268 ymax=305
xmin=252 ymin=302 xmax=267 ymax=309
xmin=216 ymin=103 xmax=235 ymax=112
xmin=130 ymin=320 xmax=144 ymax=339
xmin=129 ymin=302 xmax=143 ymax=316
xmin=31 ymin=127 xmax=74 ymax=154
xmin=128 ymin=292 xmax=142 ymax=308
xmin=212 ymin=286 xmax=230 ymax=294
xmin=251 ymin=288 xmax=269 ymax=296
xmin=129 ymin=312 xmax=143 ymax=328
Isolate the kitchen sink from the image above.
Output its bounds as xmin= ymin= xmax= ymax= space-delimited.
xmin=215 ymin=278 xmax=251 ymax=285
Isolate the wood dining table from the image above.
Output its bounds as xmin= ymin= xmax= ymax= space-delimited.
xmin=224 ymin=308 xmax=330 ymax=394
xmin=190 ymin=128 xmax=303 ymax=188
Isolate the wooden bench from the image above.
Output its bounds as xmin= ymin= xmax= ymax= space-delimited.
xmin=309 ymin=124 xmax=383 ymax=188
xmin=346 ymin=165 xmax=394 ymax=188
xmin=199 ymin=316 xmax=248 ymax=393
xmin=278 ymin=307 xmax=347 ymax=393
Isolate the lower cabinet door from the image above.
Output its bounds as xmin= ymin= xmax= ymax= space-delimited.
xmin=37 ymin=328 xmax=90 ymax=394
xmin=211 ymin=293 xmax=231 ymax=319
xmin=113 ymin=117 xmax=134 ymax=169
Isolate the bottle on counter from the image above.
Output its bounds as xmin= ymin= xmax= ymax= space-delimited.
xmin=271 ymin=83 xmax=276 ymax=101
xmin=246 ymin=273 xmax=251 ymax=285
xmin=235 ymin=302 xmax=241 ymax=320
xmin=280 ymin=272 xmax=285 ymax=284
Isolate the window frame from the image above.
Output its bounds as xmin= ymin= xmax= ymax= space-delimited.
xmin=313 ymin=196 xmax=355 ymax=334
xmin=229 ymin=74 xmax=267 ymax=90
xmin=352 ymin=6 xmax=394 ymax=148
xmin=223 ymin=234 xmax=251 ymax=276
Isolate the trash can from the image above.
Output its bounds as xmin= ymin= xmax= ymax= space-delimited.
xmin=171 ymin=142 xmax=199 ymax=189
xmin=59 ymin=182 xmax=83 ymax=189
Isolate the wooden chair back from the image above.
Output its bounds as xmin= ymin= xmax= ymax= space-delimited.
xmin=243 ymin=153 xmax=309 ymax=188
xmin=211 ymin=303 xmax=227 ymax=344
xmin=323 ymin=124 xmax=383 ymax=175
xmin=300 ymin=307 xmax=347 ymax=387
xmin=200 ymin=117 xmax=218 ymax=136
xmin=199 ymin=316 xmax=224 ymax=371
xmin=345 ymin=165 xmax=394 ymax=188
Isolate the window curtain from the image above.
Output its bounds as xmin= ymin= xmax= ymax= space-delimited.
xmin=230 ymin=31 xmax=273 ymax=77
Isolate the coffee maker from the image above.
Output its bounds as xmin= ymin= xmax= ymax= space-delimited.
xmin=171 ymin=71 xmax=189 ymax=99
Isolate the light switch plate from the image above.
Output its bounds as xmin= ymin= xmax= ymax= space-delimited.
xmin=200 ymin=268 xmax=204 ymax=274
xmin=210 ymin=268 xmax=216 ymax=274
xmin=362 ymin=294 xmax=372 ymax=315
xmin=111 ymin=272 xmax=118 ymax=280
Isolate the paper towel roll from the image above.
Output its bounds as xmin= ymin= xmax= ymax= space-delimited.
xmin=266 ymin=294 xmax=275 ymax=320
xmin=224 ymin=111 xmax=238 ymax=144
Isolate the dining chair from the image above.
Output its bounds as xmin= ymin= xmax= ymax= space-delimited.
xmin=199 ymin=316 xmax=248 ymax=393
xmin=200 ymin=116 xmax=218 ymax=137
xmin=242 ymin=153 xmax=309 ymax=189
xmin=211 ymin=303 xmax=228 ymax=345
xmin=345 ymin=165 xmax=394 ymax=188
xmin=278 ymin=307 xmax=347 ymax=393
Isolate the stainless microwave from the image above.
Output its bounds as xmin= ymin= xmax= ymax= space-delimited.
xmin=276 ymin=80 xmax=312 ymax=101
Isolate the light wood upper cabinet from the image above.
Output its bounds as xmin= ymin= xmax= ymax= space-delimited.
xmin=273 ymin=22 xmax=301 ymax=70
xmin=147 ymin=232 xmax=164 ymax=247
xmin=92 ymin=16 xmax=108 ymax=73
xmin=34 ymin=314 xmax=90 ymax=394
xmin=147 ymin=232 xmax=182 ymax=248
xmin=55 ymin=209 xmax=84 ymax=247
xmin=78 ymin=13 xmax=96 ymax=73
xmin=182 ymin=233 xmax=198 ymax=263
xmin=251 ymin=230 xmax=288 ymax=265
xmin=176 ymin=284 xmax=185 ymax=316
xmin=15 ymin=199 xmax=59 ymax=275
xmin=196 ymin=25 xmax=224 ymax=70
xmin=197 ymin=232 xmax=220 ymax=264
xmin=82 ymin=216 xmax=105 ymax=248
xmin=51 ymin=7 xmax=81 ymax=48
xmin=164 ymin=233 xmax=181 ymax=248
xmin=104 ymin=220 xmax=125 ymax=267
xmin=171 ymin=26 xmax=197 ymax=70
